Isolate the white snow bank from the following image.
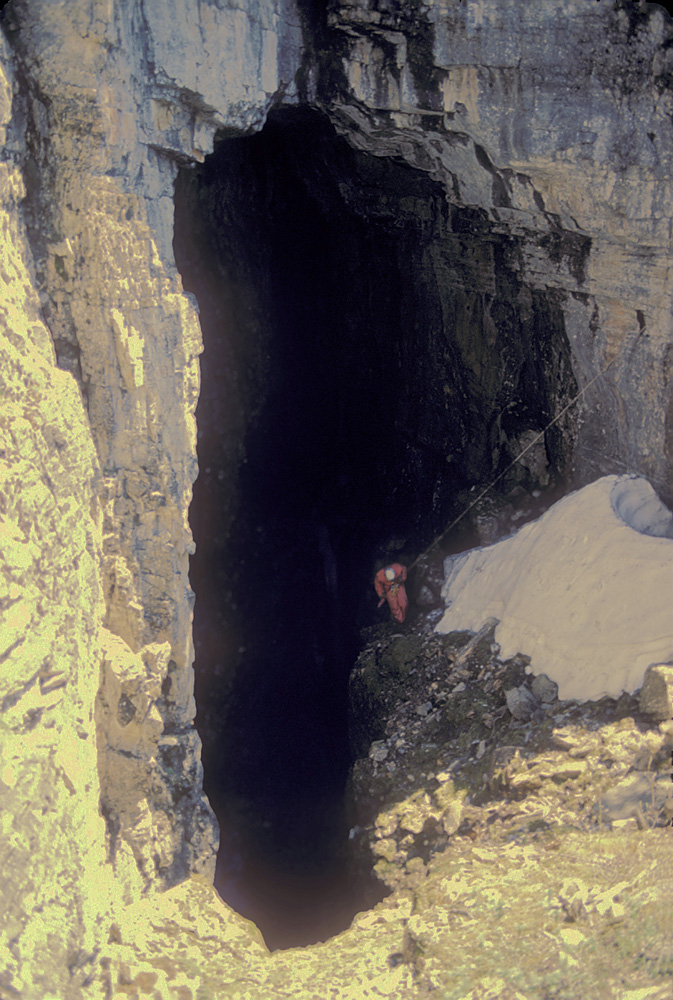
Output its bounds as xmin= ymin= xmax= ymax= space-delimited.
xmin=436 ymin=475 xmax=673 ymax=702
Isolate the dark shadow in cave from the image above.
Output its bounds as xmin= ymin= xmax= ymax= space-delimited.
xmin=173 ymin=106 xmax=578 ymax=950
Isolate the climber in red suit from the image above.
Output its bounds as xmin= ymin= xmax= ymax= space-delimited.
xmin=374 ymin=563 xmax=409 ymax=623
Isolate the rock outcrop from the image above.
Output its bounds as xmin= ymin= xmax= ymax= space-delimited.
xmin=1 ymin=0 xmax=673 ymax=996
xmin=98 ymin=615 xmax=673 ymax=997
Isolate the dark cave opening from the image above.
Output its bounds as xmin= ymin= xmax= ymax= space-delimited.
xmin=173 ymin=106 xmax=578 ymax=949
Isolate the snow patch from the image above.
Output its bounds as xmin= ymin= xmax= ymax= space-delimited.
xmin=436 ymin=476 xmax=673 ymax=702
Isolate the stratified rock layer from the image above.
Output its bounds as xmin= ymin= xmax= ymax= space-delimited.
xmin=320 ymin=0 xmax=673 ymax=505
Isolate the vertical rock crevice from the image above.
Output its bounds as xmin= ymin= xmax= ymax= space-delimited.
xmin=174 ymin=105 xmax=580 ymax=948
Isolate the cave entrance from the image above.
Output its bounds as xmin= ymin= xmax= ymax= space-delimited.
xmin=173 ymin=106 xmax=577 ymax=949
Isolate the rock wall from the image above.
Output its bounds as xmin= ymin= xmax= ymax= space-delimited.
xmin=0 ymin=0 xmax=672 ymax=995
xmin=3 ymin=0 xmax=303 ymax=898
xmin=317 ymin=0 xmax=673 ymax=503
xmin=1 ymin=0 xmax=302 ymax=992
xmin=0 ymin=31 xmax=113 ymax=997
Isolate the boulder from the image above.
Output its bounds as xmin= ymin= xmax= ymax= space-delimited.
xmin=639 ymin=663 xmax=673 ymax=721
xmin=505 ymin=685 xmax=539 ymax=721
xmin=531 ymin=673 xmax=559 ymax=704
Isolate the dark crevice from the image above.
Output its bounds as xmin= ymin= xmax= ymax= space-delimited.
xmin=173 ymin=105 xmax=578 ymax=950
xmin=295 ymin=0 xmax=349 ymax=104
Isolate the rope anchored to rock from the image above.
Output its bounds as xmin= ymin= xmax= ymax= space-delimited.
xmin=377 ymin=358 xmax=617 ymax=592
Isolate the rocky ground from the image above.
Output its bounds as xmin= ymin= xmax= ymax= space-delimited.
xmin=100 ymin=610 xmax=673 ymax=1000
xmin=348 ymin=614 xmax=673 ymax=864
xmin=343 ymin=610 xmax=673 ymax=996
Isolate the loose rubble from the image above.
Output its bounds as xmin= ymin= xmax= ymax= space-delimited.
xmin=348 ymin=616 xmax=673 ymax=901
xmin=94 ymin=601 xmax=673 ymax=997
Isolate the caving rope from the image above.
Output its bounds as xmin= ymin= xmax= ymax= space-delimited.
xmin=406 ymin=357 xmax=617 ymax=573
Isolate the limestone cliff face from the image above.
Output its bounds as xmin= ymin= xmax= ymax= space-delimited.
xmin=1 ymin=0 xmax=302 ymax=908
xmin=0 ymin=0 xmax=305 ymax=992
xmin=318 ymin=0 xmax=673 ymax=501
xmin=0 ymin=1 xmax=301 ymax=991
xmin=0 ymin=31 xmax=113 ymax=998
xmin=0 ymin=0 xmax=672 ymax=996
